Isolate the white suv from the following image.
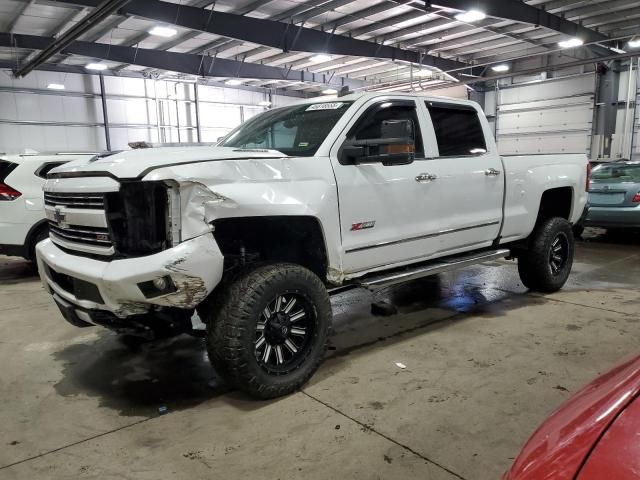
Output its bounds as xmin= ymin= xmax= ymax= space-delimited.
xmin=0 ymin=152 xmax=98 ymax=261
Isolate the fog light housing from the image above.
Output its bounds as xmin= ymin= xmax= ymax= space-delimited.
xmin=153 ymin=277 xmax=167 ymax=290
xmin=138 ymin=275 xmax=177 ymax=298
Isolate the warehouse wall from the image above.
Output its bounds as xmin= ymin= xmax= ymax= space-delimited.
xmin=0 ymin=70 xmax=298 ymax=153
xmin=484 ymin=62 xmax=639 ymax=161
xmin=485 ymin=73 xmax=596 ymax=157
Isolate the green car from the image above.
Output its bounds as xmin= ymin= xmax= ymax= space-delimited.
xmin=585 ymin=161 xmax=640 ymax=230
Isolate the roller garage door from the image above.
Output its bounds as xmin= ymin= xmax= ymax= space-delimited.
xmin=495 ymin=75 xmax=595 ymax=156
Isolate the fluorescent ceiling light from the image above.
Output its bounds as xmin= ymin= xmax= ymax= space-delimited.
xmin=558 ymin=38 xmax=584 ymax=49
xmin=321 ymin=88 xmax=338 ymax=95
xmin=47 ymin=83 xmax=65 ymax=90
xmin=225 ymin=79 xmax=243 ymax=86
xmin=258 ymin=100 xmax=272 ymax=106
xmin=491 ymin=64 xmax=510 ymax=73
xmin=629 ymin=39 xmax=640 ymax=48
xmin=610 ymin=47 xmax=626 ymax=54
xmin=310 ymin=54 xmax=332 ymax=63
xmin=85 ymin=62 xmax=107 ymax=70
xmin=148 ymin=26 xmax=177 ymax=37
xmin=455 ymin=10 xmax=486 ymax=22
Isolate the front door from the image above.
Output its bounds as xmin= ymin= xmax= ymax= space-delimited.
xmin=330 ymin=99 xmax=442 ymax=275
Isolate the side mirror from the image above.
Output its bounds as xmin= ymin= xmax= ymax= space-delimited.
xmin=341 ymin=119 xmax=416 ymax=166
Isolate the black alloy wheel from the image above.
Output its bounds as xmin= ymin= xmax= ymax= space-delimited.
xmin=254 ymin=292 xmax=315 ymax=374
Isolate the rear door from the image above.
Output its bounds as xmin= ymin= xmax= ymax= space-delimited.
xmin=419 ymin=101 xmax=504 ymax=254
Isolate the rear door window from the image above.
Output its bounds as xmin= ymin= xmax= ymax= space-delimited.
xmin=591 ymin=164 xmax=640 ymax=183
xmin=425 ymin=102 xmax=487 ymax=157
xmin=0 ymin=160 xmax=17 ymax=182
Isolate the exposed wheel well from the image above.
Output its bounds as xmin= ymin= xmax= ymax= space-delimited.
xmin=26 ymin=220 xmax=49 ymax=261
xmin=536 ymin=187 xmax=573 ymax=224
xmin=211 ymin=216 xmax=329 ymax=280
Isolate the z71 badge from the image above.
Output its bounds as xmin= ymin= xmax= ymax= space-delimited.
xmin=351 ymin=221 xmax=376 ymax=231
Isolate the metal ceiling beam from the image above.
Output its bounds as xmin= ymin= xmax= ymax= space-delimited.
xmin=0 ymin=32 xmax=370 ymax=89
xmin=13 ymin=0 xmax=131 ymax=77
xmin=428 ymin=0 xmax=609 ymax=43
xmin=53 ymin=0 xmax=467 ymax=70
xmin=5 ymin=0 xmax=35 ymax=33
xmin=0 ymin=60 xmax=313 ymax=97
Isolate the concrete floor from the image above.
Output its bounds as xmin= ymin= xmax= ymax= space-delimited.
xmin=1 ymin=228 xmax=639 ymax=480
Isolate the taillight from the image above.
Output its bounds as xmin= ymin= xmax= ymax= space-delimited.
xmin=0 ymin=183 xmax=21 ymax=201
xmin=586 ymin=162 xmax=591 ymax=192
xmin=633 ymin=192 xmax=640 ymax=203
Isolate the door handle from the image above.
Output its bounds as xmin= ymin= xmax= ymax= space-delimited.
xmin=416 ymin=173 xmax=437 ymax=183
xmin=485 ymin=168 xmax=501 ymax=177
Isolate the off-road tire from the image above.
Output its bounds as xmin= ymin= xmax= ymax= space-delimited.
xmin=205 ymin=263 xmax=332 ymax=399
xmin=518 ymin=217 xmax=574 ymax=293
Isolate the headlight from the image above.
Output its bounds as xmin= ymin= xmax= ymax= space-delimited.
xmin=165 ymin=181 xmax=182 ymax=247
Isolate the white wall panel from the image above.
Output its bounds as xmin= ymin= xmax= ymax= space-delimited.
xmin=0 ymin=69 xmax=314 ymax=152
xmin=109 ymin=127 xmax=159 ymax=148
xmin=199 ymin=103 xmax=242 ymax=128
xmin=106 ymin=97 xmax=156 ymax=125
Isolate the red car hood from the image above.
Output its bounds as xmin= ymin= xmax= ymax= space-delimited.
xmin=578 ymin=393 xmax=640 ymax=478
xmin=504 ymin=355 xmax=640 ymax=480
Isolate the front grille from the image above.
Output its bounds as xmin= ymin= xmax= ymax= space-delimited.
xmin=44 ymin=192 xmax=105 ymax=210
xmin=45 ymin=181 xmax=170 ymax=258
xmin=48 ymin=223 xmax=112 ymax=248
xmin=45 ymin=190 xmax=114 ymax=256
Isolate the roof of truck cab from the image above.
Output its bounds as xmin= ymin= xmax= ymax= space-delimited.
xmin=295 ymin=92 xmax=478 ymax=107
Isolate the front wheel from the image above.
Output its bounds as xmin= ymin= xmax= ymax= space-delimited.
xmin=205 ymin=263 xmax=332 ymax=399
xmin=518 ymin=217 xmax=575 ymax=293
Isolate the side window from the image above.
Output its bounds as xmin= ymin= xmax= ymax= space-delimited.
xmin=426 ymin=103 xmax=487 ymax=157
xmin=350 ymin=102 xmax=424 ymax=157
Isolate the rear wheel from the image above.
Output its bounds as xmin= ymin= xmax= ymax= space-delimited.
xmin=205 ymin=263 xmax=331 ymax=399
xmin=518 ymin=217 xmax=574 ymax=293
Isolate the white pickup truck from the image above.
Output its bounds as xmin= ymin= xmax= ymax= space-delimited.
xmin=37 ymin=93 xmax=589 ymax=398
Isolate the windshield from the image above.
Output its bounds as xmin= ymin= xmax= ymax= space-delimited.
xmin=591 ymin=164 xmax=640 ymax=183
xmin=220 ymin=101 xmax=353 ymax=157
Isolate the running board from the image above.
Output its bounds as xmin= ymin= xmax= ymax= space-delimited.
xmin=358 ymin=249 xmax=511 ymax=288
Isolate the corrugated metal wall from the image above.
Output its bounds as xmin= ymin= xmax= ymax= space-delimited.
xmin=0 ymin=71 xmax=298 ymax=153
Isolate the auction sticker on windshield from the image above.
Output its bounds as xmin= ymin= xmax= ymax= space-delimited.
xmin=306 ymin=102 xmax=345 ymax=111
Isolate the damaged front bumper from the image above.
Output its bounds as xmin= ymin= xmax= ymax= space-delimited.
xmin=36 ymin=233 xmax=224 ymax=322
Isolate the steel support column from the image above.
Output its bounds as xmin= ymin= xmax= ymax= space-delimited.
xmin=194 ymin=82 xmax=202 ymax=143
xmin=98 ymin=73 xmax=111 ymax=151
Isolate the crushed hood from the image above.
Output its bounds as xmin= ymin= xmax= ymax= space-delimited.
xmin=49 ymin=146 xmax=286 ymax=179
